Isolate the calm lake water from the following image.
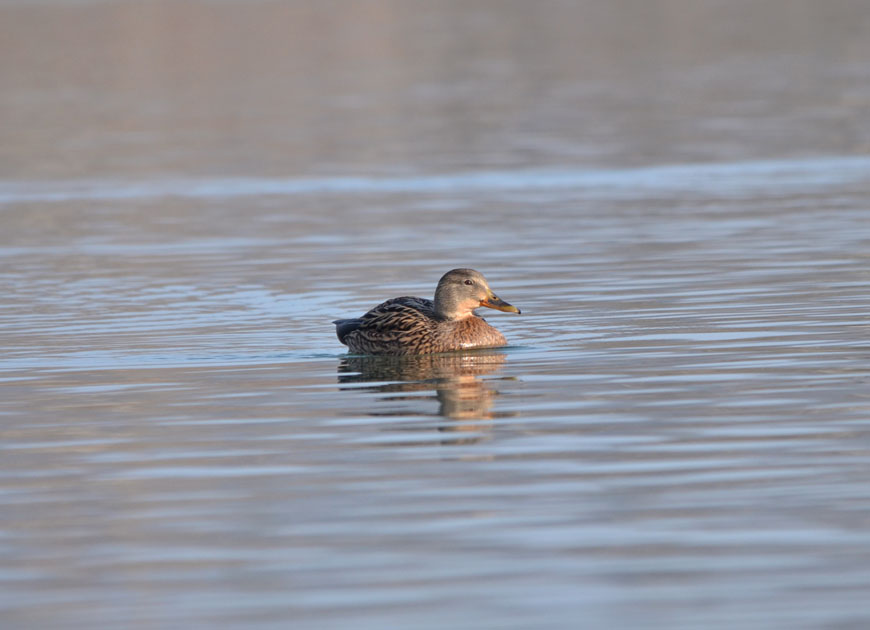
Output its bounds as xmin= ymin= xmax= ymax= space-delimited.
xmin=3 ymin=1 xmax=870 ymax=628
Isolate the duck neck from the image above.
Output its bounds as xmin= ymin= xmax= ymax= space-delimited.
xmin=433 ymin=301 xmax=458 ymax=321
xmin=433 ymin=295 xmax=472 ymax=321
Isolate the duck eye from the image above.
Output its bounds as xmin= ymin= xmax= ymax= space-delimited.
xmin=464 ymin=279 xmax=474 ymax=286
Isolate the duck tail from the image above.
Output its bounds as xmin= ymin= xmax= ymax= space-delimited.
xmin=333 ymin=318 xmax=362 ymax=345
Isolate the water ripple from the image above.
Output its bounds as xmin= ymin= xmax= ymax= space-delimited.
xmin=1 ymin=155 xmax=868 ymax=204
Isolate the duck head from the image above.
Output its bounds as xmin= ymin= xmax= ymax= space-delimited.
xmin=433 ymin=268 xmax=521 ymax=320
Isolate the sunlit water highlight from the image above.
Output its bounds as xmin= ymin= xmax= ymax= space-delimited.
xmin=1 ymin=155 xmax=869 ymax=204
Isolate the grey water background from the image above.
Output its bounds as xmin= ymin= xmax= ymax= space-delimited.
xmin=3 ymin=1 xmax=870 ymax=628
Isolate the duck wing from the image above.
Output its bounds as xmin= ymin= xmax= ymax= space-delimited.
xmin=337 ymin=296 xmax=437 ymax=353
xmin=368 ymin=297 xmax=435 ymax=317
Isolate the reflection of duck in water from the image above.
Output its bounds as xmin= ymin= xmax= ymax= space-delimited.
xmin=338 ymin=351 xmax=510 ymax=422
xmin=334 ymin=269 xmax=520 ymax=355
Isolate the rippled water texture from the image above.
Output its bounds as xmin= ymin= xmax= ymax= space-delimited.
xmin=3 ymin=1 xmax=870 ymax=628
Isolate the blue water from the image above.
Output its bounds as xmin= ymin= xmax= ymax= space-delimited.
xmin=2 ymin=155 xmax=868 ymax=204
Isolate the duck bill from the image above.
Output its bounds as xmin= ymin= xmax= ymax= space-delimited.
xmin=480 ymin=294 xmax=521 ymax=314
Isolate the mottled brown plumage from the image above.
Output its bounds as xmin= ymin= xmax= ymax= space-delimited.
xmin=334 ymin=269 xmax=520 ymax=355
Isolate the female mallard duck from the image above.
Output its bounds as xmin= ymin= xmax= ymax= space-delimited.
xmin=334 ymin=268 xmax=521 ymax=355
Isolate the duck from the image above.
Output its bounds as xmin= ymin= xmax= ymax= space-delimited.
xmin=334 ymin=268 xmax=521 ymax=355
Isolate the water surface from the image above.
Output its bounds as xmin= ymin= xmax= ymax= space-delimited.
xmin=3 ymin=1 xmax=870 ymax=628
